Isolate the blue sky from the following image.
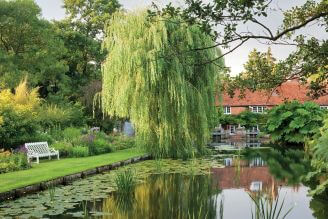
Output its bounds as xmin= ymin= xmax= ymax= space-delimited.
xmin=34 ymin=0 xmax=324 ymax=76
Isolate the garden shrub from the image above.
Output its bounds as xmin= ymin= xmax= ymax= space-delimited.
xmin=52 ymin=141 xmax=73 ymax=157
xmin=38 ymin=102 xmax=87 ymax=130
xmin=62 ymin=127 xmax=82 ymax=142
xmin=70 ymin=146 xmax=89 ymax=157
xmin=0 ymin=80 xmax=41 ymax=149
xmin=264 ymin=101 xmax=324 ymax=145
xmin=92 ymin=138 xmax=113 ymax=155
xmin=0 ymin=151 xmax=30 ymax=174
xmin=110 ymin=135 xmax=135 ymax=150
xmin=37 ymin=104 xmax=72 ymax=129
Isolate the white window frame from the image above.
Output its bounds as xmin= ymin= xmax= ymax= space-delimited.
xmin=224 ymin=106 xmax=231 ymax=115
xmin=320 ymin=106 xmax=328 ymax=110
xmin=229 ymin=125 xmax=237 ymax=134
xmin=250 ymin=106 xmax=266 ymax=113
xmin=249 ymin=125 xmax=259 ymax=132
xmin=250 ymin=181 xmax=263 ymax=192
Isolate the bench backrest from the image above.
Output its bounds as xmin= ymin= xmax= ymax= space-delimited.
xmin=25 ymin=142 xmax=50 ymax=154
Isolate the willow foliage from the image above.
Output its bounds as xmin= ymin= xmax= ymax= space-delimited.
xmin=101 ymin=11 xmax=224 ymax=158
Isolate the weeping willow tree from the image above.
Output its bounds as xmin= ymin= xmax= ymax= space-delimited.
xmin=101 ymin=11 xmax=224 ymax=158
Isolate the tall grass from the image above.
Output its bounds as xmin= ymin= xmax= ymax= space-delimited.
xmin=114 ymin=168 xmax=137 ymax=195
xmin=249 ymin=191 xmax=293 ymax=219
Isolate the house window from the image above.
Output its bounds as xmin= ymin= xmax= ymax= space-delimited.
xmin=224 ymin=106 xmax=231 ymax=114
xmin=250 ymin=181 xmax=263 ymax=192
xmin=224 ymin=158 xmax=233 ymax=166
xmin=320 ymin=106 xmax=328 ymax=110
xmin=229 ymin=125 xmax=237 ymax=134
xmin=250 ymin=106 xmax=266 ymax=113
xmin=249 ymin=125 xmax=259 ymax=132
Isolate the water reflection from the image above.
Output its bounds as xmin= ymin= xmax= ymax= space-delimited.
xmin=2 ymin=147 xmax=326 ymax=218
xmin=72 ymin=149 xmax=313 ymax=219
xmin=211 ymin=138 xmax=263 ymax=148
xmin=100 ymin=174 xmax=220 ymax=219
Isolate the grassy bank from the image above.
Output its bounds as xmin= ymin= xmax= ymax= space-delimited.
xmin=0 ymin=148 xmax=145 ymax=193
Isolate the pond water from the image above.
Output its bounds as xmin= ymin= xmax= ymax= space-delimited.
xmin=1 ymin=146 xmax=328 ymax=218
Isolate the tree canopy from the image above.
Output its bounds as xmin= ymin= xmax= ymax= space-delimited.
xmin=153 ymin=0 xmax=328 ymax=97
xmin=0 ymin=0 xmax=68 ymax=97
xmin=101 ymin=11 xmax=224 ymax=158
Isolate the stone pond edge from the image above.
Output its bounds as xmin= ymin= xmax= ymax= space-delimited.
xmin=0 ymin=154 xmax=151 ymax=202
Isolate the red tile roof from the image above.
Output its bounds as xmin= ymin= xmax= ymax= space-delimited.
xmin=220 ymin=80 xmax=328 ymax=107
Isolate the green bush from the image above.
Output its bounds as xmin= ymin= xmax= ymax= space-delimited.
xmin=31 ymin=132 xmax=55 ymax=144
xmin=48 ymin=127 xmax=64 ymax=141
xmin=93 ymin=138 xmax=113 ymax=155
xmin=264 ymin=101 xmax=324 ymax=145
xmin=52 ymin=141 xmax=73 ymax=157
xmin=0 ymin=108 xmax=40 ymax=149
xmin=0 ymin=152 xmax=30 ymax=174
xmin=70 ymin=146 xmax=89 ymax=157
xmin=110 ymin=135 xmax=135 ymax=150
xmin=62 ymin=127 xmax=82 ymax=142
xmin=38 ymin=102 xmax=87 ymax=129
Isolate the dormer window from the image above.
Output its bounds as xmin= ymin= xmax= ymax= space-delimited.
xmin=250 ymin=106 xmax=266 ymax=113
xmin=224 ymin=106 xmax=231 ymax=114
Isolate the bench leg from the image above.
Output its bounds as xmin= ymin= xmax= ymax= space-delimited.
xmin=36 ymin=156 xmax=39 ymax=164
xmin=49 ymin=155 xmax=51 ymax=160
xmin=57 ymin=153 xmax=60 ymax=160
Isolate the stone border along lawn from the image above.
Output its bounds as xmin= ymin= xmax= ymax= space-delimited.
xmin=0 ymin=148 xmax=149 ymax=201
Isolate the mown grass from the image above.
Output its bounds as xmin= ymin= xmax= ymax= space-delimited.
xmin=0 ymin=148 xmax=144 ymax=193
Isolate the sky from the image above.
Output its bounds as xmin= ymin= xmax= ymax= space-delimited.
xmin=34 ymin=0 xmax=325 ymax=76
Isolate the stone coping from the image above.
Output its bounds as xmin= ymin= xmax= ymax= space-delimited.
xmin=0 ymin=154 xmax=151 ymax=202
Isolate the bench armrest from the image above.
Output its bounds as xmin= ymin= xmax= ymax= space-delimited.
xmin=49 ymin=147 xmax=59 ymax=153
xmin=27 ymin=151 xmax=38 ymax=157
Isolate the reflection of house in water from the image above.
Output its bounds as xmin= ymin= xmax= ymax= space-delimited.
xmin=211 ymin=138 xmax=263 ymax=148
xmin=212 ymin=158 xmax=299 ymax=199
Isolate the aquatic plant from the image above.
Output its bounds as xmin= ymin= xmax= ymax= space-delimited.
xmin=101 ymin=11 xmax=224 ymax=158
xmin=219 ymin=195 xmax=224 ymax=219
xmin=114 ymin=168 xmax=137 ymax=195
xmin=249 ymin=191 xmax=293 ymax=219
xmin=48 ymin=184 xmax=56 ymax=202
xmin=154 ymin=158 xmax=164 ymax=172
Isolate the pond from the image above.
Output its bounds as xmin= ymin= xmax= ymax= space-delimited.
xmin=0 ymin=146 xmax=328 ymax=218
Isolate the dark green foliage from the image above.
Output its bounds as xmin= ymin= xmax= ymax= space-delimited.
xmin=264 ymin=101 xmax=324 ymax=145
xmin=218 ymin=114 xmax=240 ymax=126
xmin=218 ymin=109 xmax=267 ymax=129
xmin=0 ymin=108 xmax=40 ymax=149
xmin=237 ymin=110 xmax=267 ymax=130
xmin=313 ymin=131 xmax=328 ymax=162
xmin=0 ymin=0 xmax=68 ymax=96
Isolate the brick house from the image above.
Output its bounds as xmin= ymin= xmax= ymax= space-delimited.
xmin=217 ymin=80 xmax=328 ymax=135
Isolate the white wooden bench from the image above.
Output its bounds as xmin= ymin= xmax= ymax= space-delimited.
xmin=25 ymin=142 xmax=59 ymax=164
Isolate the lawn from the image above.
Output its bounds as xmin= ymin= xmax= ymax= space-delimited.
xmin=0 ymin=148 xmax=145 ymax=193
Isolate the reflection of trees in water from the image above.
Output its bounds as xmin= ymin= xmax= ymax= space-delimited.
xmin=243 ymin=148 xmax=311 ymax=185
xmin=310 ymin=196 xmax=328 ymax=219
xmin=101 ymin=174 xmax=221 ymax=219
